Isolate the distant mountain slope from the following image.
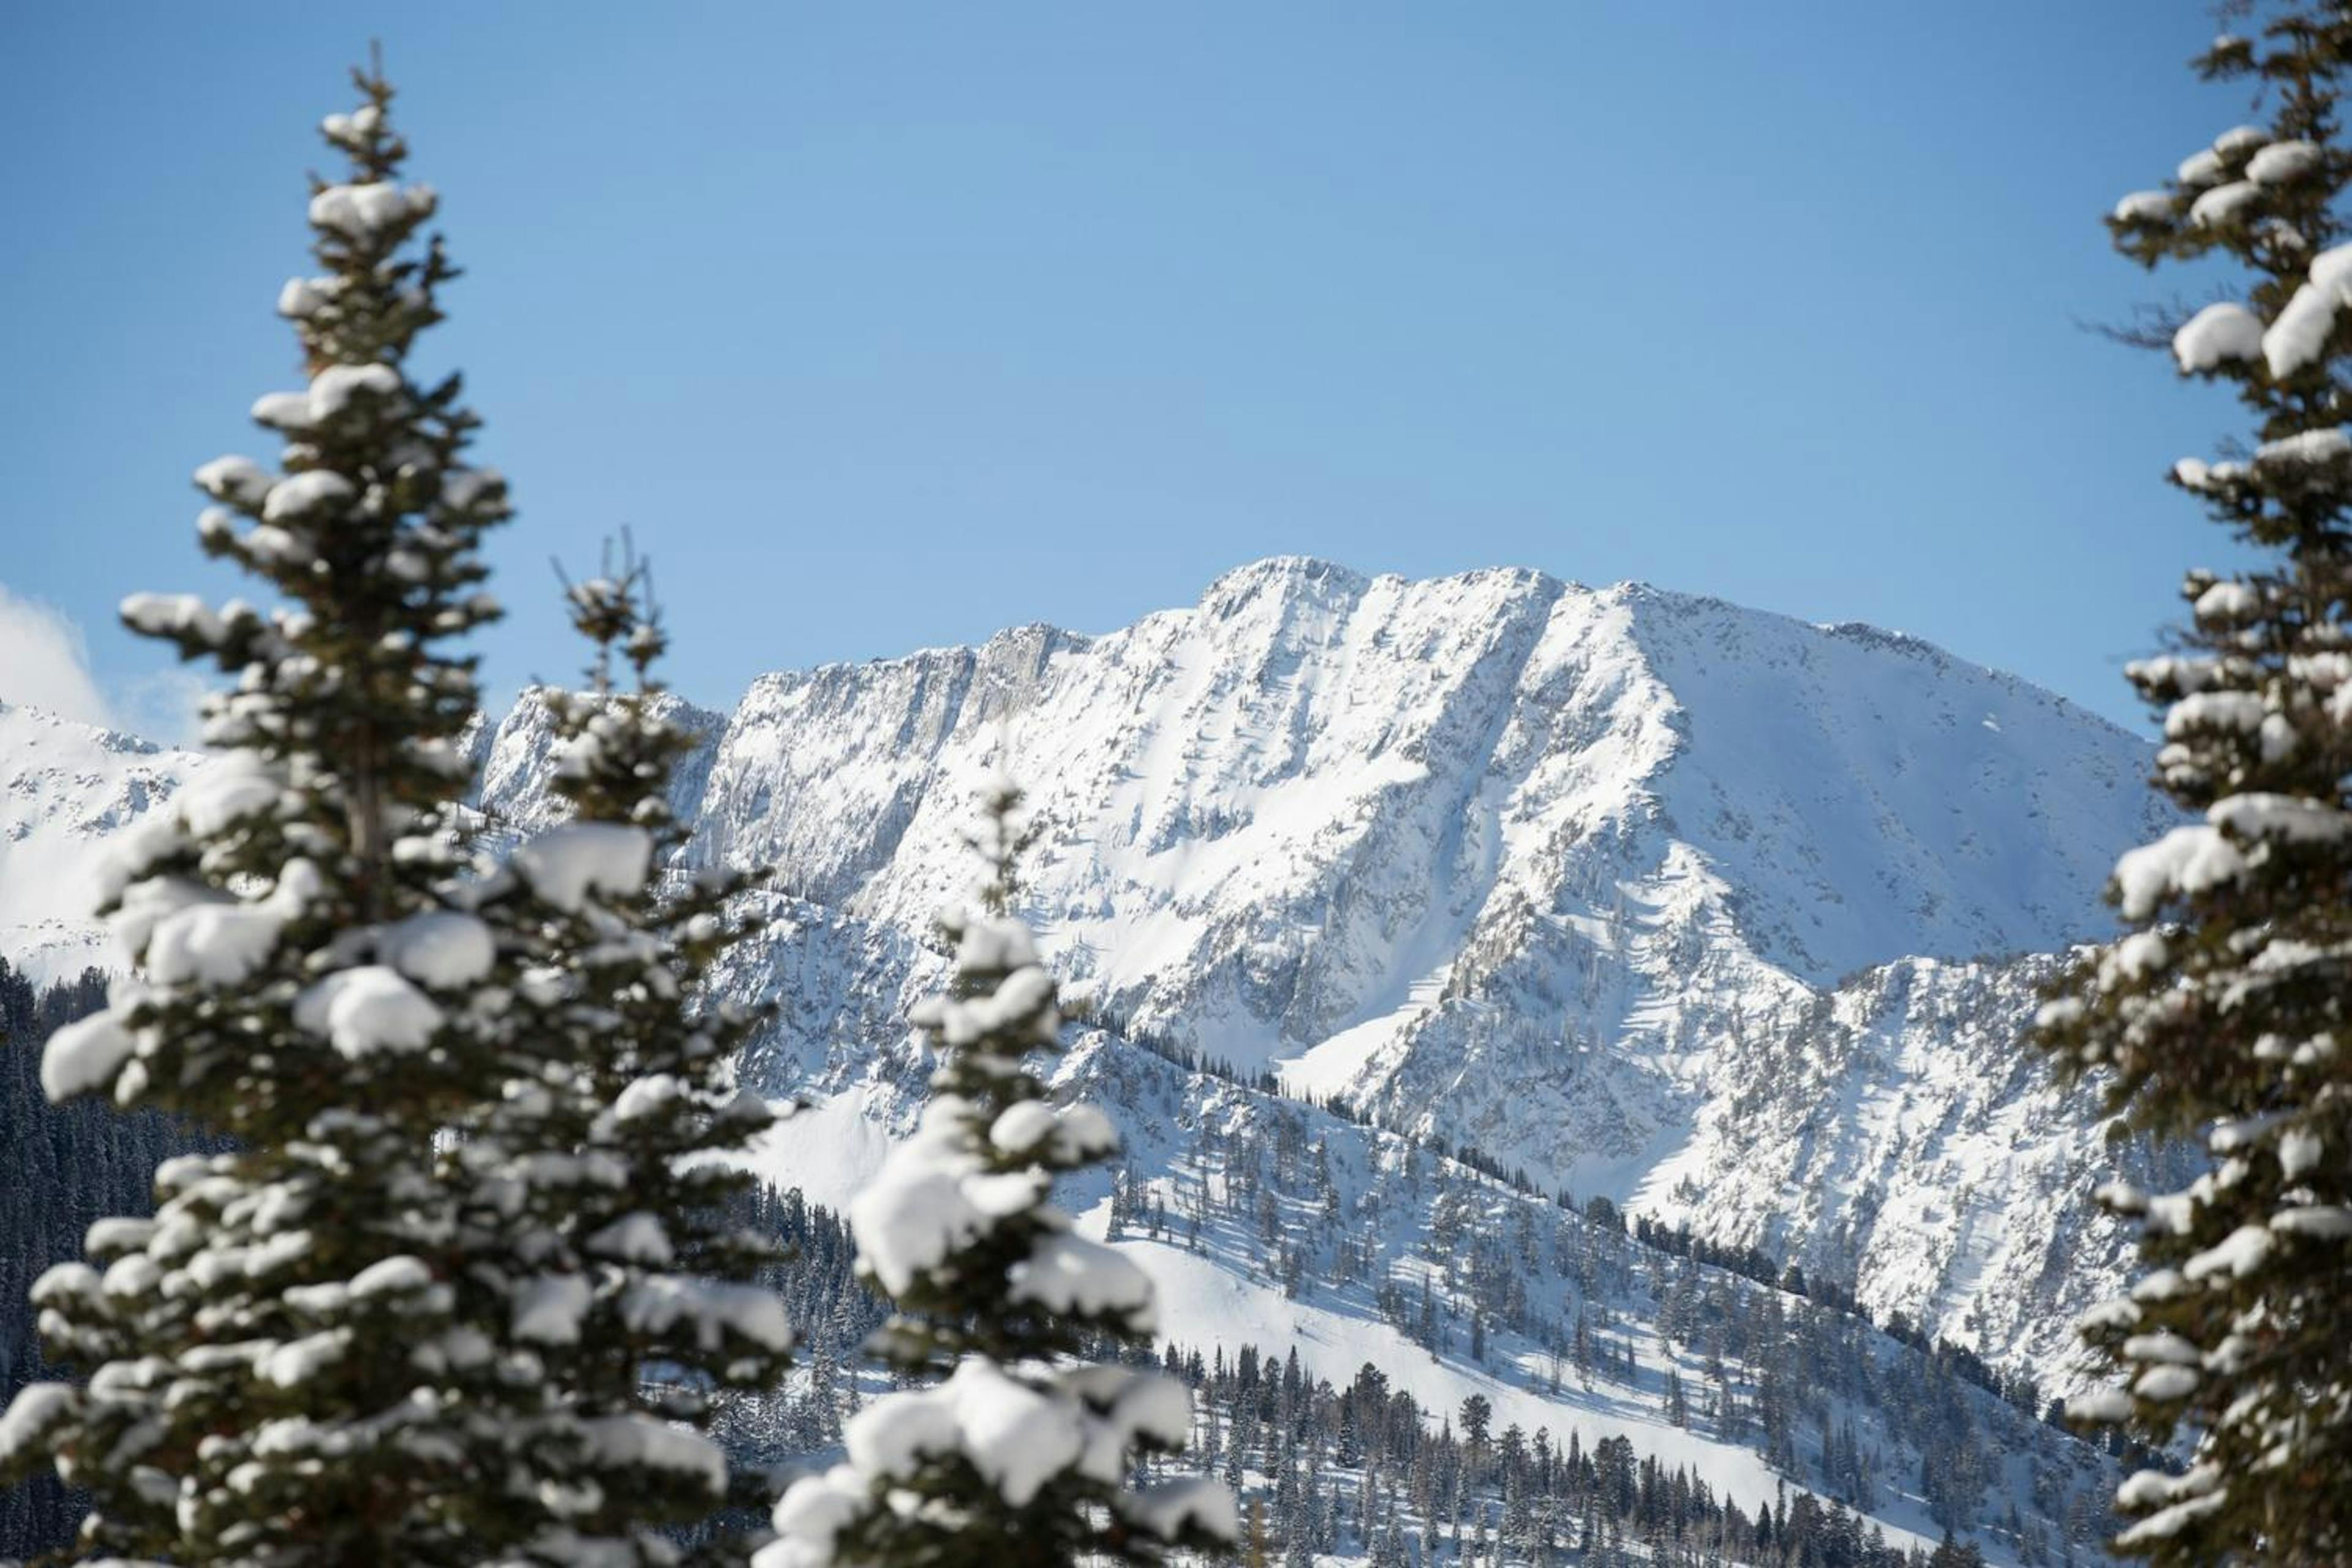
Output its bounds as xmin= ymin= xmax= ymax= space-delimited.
xmin=0 ymin=701 xmax=200 ymax=985
xmin=479 ymin=557 xmax=2167 ymax=1390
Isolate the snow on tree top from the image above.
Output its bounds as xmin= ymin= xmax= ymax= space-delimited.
xmin=2254 ymin=426 xmax=2352 ymax=467
xmin=988 ymin=1099 xmax=1116 ymax=1163
xmin=319 ymin=104 xmax=383 ymax=148
xmin=250 ymin=363 xmax=401 ymax=434
xmin=847 ymin=1095 xmax=1048 ymax=1296
xmin=2189 ymin=179 xmax=2261 ymax=227
xmin=512 ymin=821 xmax=654 ymax=913
xmin=379 ymin=909 xmax=495 ymax=989
xmin=260 ymin=469 xmax=355 ymax=523
xmin=195 ymin=454 xmax=273 ymax=505
xmin=1006 ymin=1231 xmax=1156 ymax=1332
xmin=1117 ymin=1477 xmax=1242 ymax=1544
xmin=2262 ymin=243 xmax=2352 ymax=377
xmin=40 ymin=1012 xmax=135 ymax=1102
xmin=2248 ymin=138 xmax=2322 ymax=184
xmin=840 ymin=1359 xmax=1182 ymax=1512
xmin=2113 ymin=824 xmax=2247 ymax=921
xmin=307 ymin=180 xmax=434 ymax=236
xmin=2177 ymin=146 xmax=2226 ymax=187
xmin=618 ymin=1275 xmax=795 ymax=1353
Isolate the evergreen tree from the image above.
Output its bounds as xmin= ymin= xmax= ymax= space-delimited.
xmin=0 ymin=67 xmax=791 ymax=1563
xmin=452 ymin=549 xmax=797 ymax=1558
xmin=2034 ymin=6 xmax=2352 ymax=1559
xmin=1243 ymin=1497 xmax=1272 ymax=1567
xmin=756 ymin=777 xmax=1234 ymax=1566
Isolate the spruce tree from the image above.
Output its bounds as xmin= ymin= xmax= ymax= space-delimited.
xmin=2033 ymin=6 xmax=2352 ymax=1559
xmin=756 ymin=778 xmax=1234 ymax=1567
xmin=451 ymin=549 xmax=797 ymax=1559
xmin=0 ymin=67 xmax=791 ymax=1563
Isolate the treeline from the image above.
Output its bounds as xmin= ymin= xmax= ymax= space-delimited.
xmin=1084 ymin=1046 xmax=2116 ymax=1560
xmin=725 ymin=1188 xmax=2026 ymax=1567
xmin=1088 ymin=1013 xmax=2071 ymax=1441
xmin=1163 ymin=1338 xmax=2002 ymax=1568
xmin=6 ymin=950 xmax=2108 ymax=1568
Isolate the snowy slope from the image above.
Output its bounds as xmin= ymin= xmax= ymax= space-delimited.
xmin=0 ymin=560 xmax=2166 ymax=1387
xmin=742 ymin=1017 xmax=2119 ymax=1564
xmin=1629 ymin=952 xmax=2185 ymax=1393
xmin=0 ymin=701 xmax=200 ymax=985
xmin=573 ymin=557 xmax=2164 ymax=1393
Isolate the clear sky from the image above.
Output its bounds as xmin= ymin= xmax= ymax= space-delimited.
xmin=1 ymin=2 xmax=2256 ymax=736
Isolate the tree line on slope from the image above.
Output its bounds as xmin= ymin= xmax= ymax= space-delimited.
xmin=1095 ymin=1009 xmax=2089 ymax=1447
xmin=0 ymin=962 xmax=215 ymax=1556
xmin=1076 ymin=1046 xmax=2117 ymax=1561
xmin=726 ymin=1185 xmax=2044 ymax=1568
xmin=10 ymin=935 xmax=2094 ymax=1567
xmin=1080 ymin=1018 xmax=2131 ymax=1531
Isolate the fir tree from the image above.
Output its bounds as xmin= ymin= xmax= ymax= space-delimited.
xmin=756 ymin=777 xmax=1235 ymax=1567
xmin=2034 ymin=6 xmax=2352 ymax=1559
xmin=1243 ymin=1497 xmax=1272 ymax=1568
xmin=0 ymin=67 xmax=791 ymax=1564
xmin=451 ymin=548 xmax=797 ymax=1558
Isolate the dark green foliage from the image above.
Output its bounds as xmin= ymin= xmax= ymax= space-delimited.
xmin=2034 ymin=6 xmax=2352 ymax=1559
xmin=1164 ymin=1338 xmax=2001 ymax=1568
xmin=450 ymin=551 xmax=797 ymax=1557
xmin=0 ymin=962 xmax=211 ymax=1559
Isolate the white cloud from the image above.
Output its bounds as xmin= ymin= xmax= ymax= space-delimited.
xmin=115 ymin=667 xmax=210 ymax=747
xmin=0 ymin=581 xmax=208 ymax=744
xmin=0 ymin=582 xmax=114 ymax=727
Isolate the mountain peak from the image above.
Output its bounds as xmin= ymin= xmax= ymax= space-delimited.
xmin=1193 ymin=555 xmax=1372 ymax=622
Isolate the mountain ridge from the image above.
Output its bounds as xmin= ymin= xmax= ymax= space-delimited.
xmin=1 ymin=557 xmax=2167 ymax=1396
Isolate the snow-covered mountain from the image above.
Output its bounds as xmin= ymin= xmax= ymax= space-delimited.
xmin=1 ymin=558 xmax=2169 ymax=1559
xmin=0 ymin=700 xmax=198 ymax=986
xmin=467 ymin=556 xmax=2164 ymax=1390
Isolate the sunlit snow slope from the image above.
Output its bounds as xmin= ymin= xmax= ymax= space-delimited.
xmin=474 ymin=555 xmax=2169 ymax=1392
xmin=0 ymin=701 xmax=198 ymax=985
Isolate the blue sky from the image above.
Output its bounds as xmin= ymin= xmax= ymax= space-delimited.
xmin=1 ymin=3 xmax=2252 ymax=734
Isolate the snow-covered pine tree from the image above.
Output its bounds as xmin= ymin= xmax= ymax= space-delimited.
xmin=0 ymin=68 xmax=791 ymax=1564
xmin=2032 ymin=7 xmax=2352 ymax=1559
xmin=756 ymin=777 xmax=1235 ymax=1567
xmin=448 ymin=547 xmax=797 ymax=1559
xmin=0 ymin=64 xmax=514 ymax=1564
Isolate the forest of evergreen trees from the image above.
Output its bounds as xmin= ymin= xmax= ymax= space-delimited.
xmin=1098 ymin=1013 xmax=2079 ymax=1442
xmin=726 ymin=1188 xmax=2071 ymax=1568
xmin=0 ymin=961 xmax=206 ymax=1554
xmin=6 ymin=951 xmax=2119 ymax=1565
